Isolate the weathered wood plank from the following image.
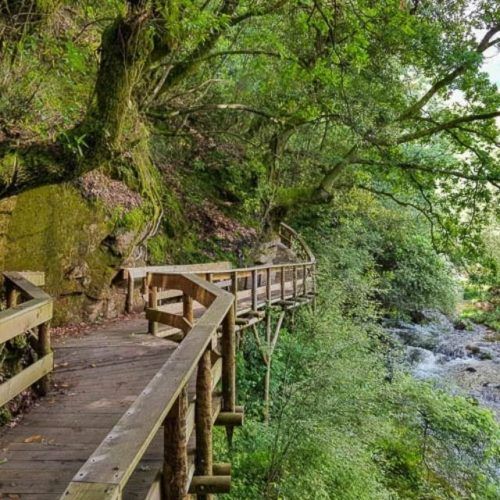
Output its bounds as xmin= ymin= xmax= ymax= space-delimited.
xmin=3 ymin=271 xmax=49 ymax=300
xmin=0 ymin=353 xmax=53 ymax=406
xmin=124 ymin=262 xmax=232 ymax=281
xmin=0 ymin=298 xmax=53 ymax=344
xmin=61 ymin=482 xmax=121 ymax=499
xmin=17 ymin=271 xmax=46 ymax=287
xmin=146 ymin=308 xmax=192 ymax=335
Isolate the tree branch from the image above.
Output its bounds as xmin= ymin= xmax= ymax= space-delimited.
xmin=148 ymin=103 xmax=284 ymax=122
xmin=391 ymin=111 xmax=500 ymax=144
xmin=352 ymin=158 xmax=500 ymax=187
xmin=154 ymin=0 xmax=290 ymax=93
xmin=398 ymin=25 xmax=500 ymax=121
xmin=192 ymin=49 xmax=295 ymax=64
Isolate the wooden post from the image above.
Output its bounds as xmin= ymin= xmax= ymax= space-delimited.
xmin=148 ymin=286 xmax=158 ymax=335
xmin=183 ymin=293 xmax=193 ymax=326
xmin=6 ymin=282 xmax=19 ymax=308
xmin=222 ymin=307 xmax=236 ymax=413
xmin=205 ymin=273 xmax=213 ymax=283
xmin=302 ymin=265 xmax=307 ymax=295
xmin=37 ymin=321 xmax=51 ymax=395
xmin=264 ymin=308 xmax=271 ymax=423
xmin=231 ymin=271 xmax=238 ymax=315
xmin=163 ymin=387 xmax=188 ymax=499
xmin=251 ymin=270 xmax=258 ymax=311
xmin=266 ymin=267 xmax=271 ymax=303
xmin=293 ymin=266 xmax=297 ymax=299
xmin=196 ymin=349 xmax=213 ymax=500
xmin=280 ymin=266 xmax=285 ymax=301
xmin=222 ymin=305 xmax=236 ymax=446
xmin=312 ymin=264 xmax=317 ymax=310
xmin=126 ymin=273 xmax=134 ymax=314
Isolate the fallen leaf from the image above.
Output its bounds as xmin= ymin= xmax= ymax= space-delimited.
xmin=23 ymin=435 xmax=43 ymax=443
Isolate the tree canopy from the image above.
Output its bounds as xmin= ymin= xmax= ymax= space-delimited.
xmin=0 ymin=0 xmax=498 ymax=251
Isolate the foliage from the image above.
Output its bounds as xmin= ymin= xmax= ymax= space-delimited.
xmin=460 ymin=220 xmax=500 ymax=330
xmin=0 ymin=0 xmax=497 ymax=250
xmin=222 ymin=209 xmax=499 ymax=499
xmin=295 ymin=191 xmax=460 ymax=317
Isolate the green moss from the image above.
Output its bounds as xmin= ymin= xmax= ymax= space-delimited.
xmin=147 ymin=234 xmax=168 ymax=264
xmin=117 ymin=207 xmax=148 ymax=231
xmin=4 ymin=184 xmax=118 ymax=323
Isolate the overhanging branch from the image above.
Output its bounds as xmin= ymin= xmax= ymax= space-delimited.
xmin=398 ymin=25 xmax=500 ymax=121
xmin=393 ymin=111 xmax=500 ymax=144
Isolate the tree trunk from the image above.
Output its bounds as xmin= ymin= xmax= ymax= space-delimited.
xmin=0 ymin=1 xmax=153 ymax=198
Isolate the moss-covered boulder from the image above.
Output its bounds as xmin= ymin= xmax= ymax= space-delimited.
xmin=1 ymin=184 xmax=122 ymax=323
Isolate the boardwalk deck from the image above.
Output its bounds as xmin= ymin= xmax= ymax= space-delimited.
xmin=0 ymin=277 xmax=311 ymax=499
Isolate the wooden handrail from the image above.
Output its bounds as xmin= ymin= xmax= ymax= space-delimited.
xmin=63 ymin=224 xmax=316 ymax=499
xmin=62 ymin=273 xmax=235 ymax=498
xmin=0 ymin=272 xmax=53 ymax=406
xmin=122 ymin=224 xmax=313 ymax=313
xmin=279 ymin=222 xmax=316 ymax=263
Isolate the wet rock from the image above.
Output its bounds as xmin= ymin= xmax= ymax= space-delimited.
xmin=386 ymin=312 xmax=500 ymax=419
xmin=256 ymin=240 xmax=298 ymax=265
xmin=454 ymin=319 xmax=473 ymax=331
xmin=466 ymin=344 xmax=480 ymax=355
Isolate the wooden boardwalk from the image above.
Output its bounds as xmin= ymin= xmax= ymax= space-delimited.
xmin=0 ymin=224 xmax=316 ymax=499
xmin=0 ymin=318 xmax=175 ymax=499
xmin=0 ymin=278 xmax=312 ymax=498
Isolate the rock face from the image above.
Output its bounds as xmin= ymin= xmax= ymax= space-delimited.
xmin=0 ymin=184 xmax=127 ymax=324
xmin=255 ymin=239 xmax=298 ymax=265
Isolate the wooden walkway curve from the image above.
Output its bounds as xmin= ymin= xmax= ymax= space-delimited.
xmin=0 ymin=224 xmax=316 ymax=499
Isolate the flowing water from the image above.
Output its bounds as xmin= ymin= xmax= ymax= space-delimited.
xmin=386 ymin=310 xmax=500 ymax=418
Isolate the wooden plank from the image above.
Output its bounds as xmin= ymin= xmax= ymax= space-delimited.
xmin=3 ymin=272 xmax=49 ymax=300
xmin=0 ymin=353 xmax=53 ymax=406
xmin=0 ymin=298 xmax=53 ymax=344
xmin=124 ymin=262 xmax=232 ymax=281
xmin=18 ymin=271 xmax=45 ymax=287
xmin=146 ymin=308 xmax=192 ymax=335
xmin=61 ymin=482 xmax=120 ymax=499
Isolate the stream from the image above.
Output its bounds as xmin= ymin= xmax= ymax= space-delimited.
xmin=386 ymin=310 xmax=500 ymax=418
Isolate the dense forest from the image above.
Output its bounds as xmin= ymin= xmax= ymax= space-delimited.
xmin=0 ymin=0 xmax=499 ymax=498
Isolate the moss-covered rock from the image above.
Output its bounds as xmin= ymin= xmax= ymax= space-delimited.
xmin=1 ymin=183 xmax=120 ymax=323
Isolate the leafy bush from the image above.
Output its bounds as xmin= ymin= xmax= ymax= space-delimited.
xmin=295 ymin=192 xmax=460 ymax=318
xmin=378 ymin=232 xmax=459 ymax=317
xmin=225 ymin=277 xmax=499 ymax=499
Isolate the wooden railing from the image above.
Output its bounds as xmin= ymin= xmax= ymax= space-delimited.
xmin=122 ymin=261 xmax=232 ymax=314
xmin=0 ymin=272 xmax=53 ymax=406
xmin=63 ymin=223 xmax=316 ymax=499
xmin=63 ymin=273 xmax=238 ymax=498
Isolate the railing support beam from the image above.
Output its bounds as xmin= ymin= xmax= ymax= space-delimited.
xmin=163 ymin=387 xmax=188 ymax=500
xmin=148 ymin=286 xmax=158 ymax=335
xmin=195 ymin=348 xmax=213 ymax=500
xmin=182 ymin=293 xmax=193 ymax=326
